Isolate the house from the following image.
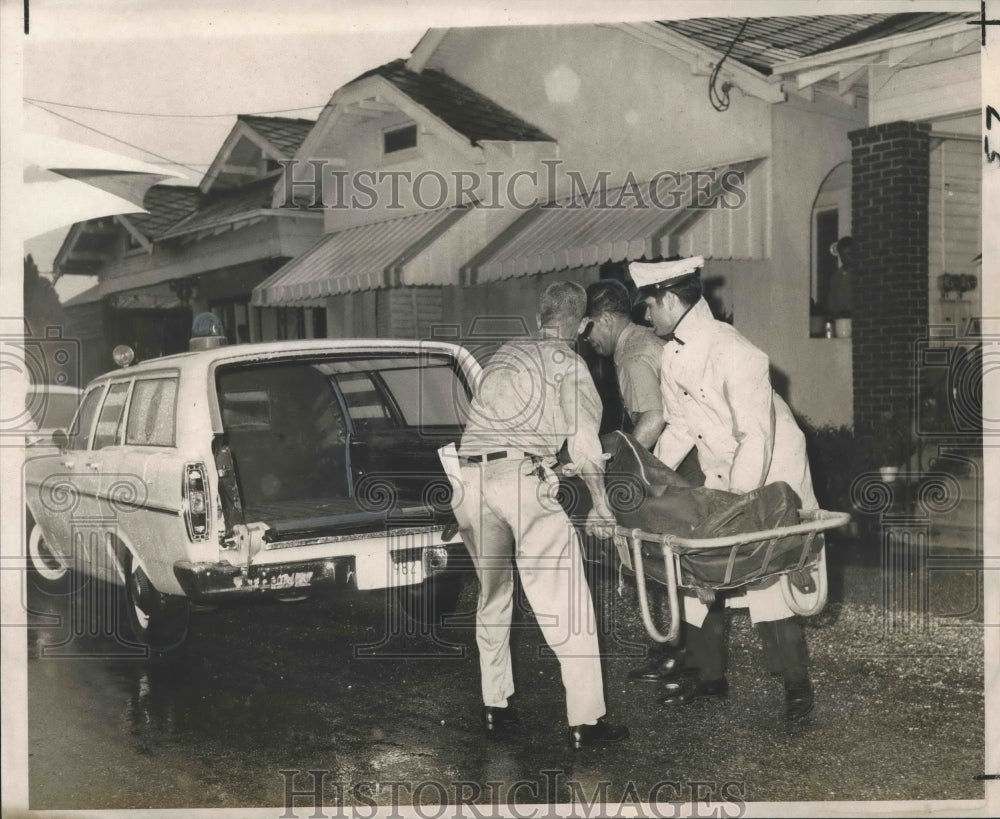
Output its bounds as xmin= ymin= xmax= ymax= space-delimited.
xmin=57 ymin=13 xmax=983 ymax=436
xmin=56 ymin=115 xmax=324 ymax=382
xmin=256 ymin=14 xmax=980 ymax=428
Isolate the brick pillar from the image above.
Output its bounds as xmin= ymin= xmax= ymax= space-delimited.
xmin=848 ymin=121 xmax=931 ymax=440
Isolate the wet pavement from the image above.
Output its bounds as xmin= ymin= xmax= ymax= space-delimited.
xmin=23 ymin=536 xmax=985 ymax=812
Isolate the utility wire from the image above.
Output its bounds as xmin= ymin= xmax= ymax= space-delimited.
xmin=24 ymin=96 xmax=325 ymax=119
xmin=26 ymin=99 xmax=205 ymax=175
xmin=708 ymin=17 xmax=751 ymax=113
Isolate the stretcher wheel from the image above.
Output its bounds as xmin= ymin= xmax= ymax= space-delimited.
xmin=779 ymin=541 xmax=828 ymax=616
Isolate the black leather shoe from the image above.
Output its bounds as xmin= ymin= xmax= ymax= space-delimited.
xmin=784 ymin=679 xmax=814 ymax=721
xmin=568 ymin=718 xmax=630 ymax=749
xmin=660 ymin=677 xmax=729 ymax=706
xmin=482 ymin=705 xmax=520 ymax=734
xmin=627 ymin=650 xmax=688 ymax=682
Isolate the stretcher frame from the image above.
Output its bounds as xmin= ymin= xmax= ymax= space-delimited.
xmin=613 ymin=509 xmax=852 ymax=644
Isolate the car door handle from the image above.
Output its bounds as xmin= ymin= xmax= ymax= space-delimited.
xmin=60 ymin=460 xmax=75 ymax=468
xmin=85 ymin=462 xmax=101 ymax=470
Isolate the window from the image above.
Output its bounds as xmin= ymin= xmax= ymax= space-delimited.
xmin=335 ymin=372 xmax=392 ymax=429
xmin=209 ymin=297 xmax=250 ymax=344
xmin=809 ymin=161 xmax=851 ymax=336
xmin=93 ymin=382 xmax=131 ymax=449
xmin=383 ymin=124 xmax=417 ymax=155
xmin=379 ymin=366 xmax=467 ymax=426
xmin=68 ymin=387 xmax=104 ymax=451
xmin=126 ymin=378 xmax=178 ymax=446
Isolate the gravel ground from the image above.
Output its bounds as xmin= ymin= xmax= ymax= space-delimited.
xmin=26 ymin=535 xmax=986 ymax=811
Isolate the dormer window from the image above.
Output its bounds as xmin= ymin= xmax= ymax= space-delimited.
xmin=383 ymin=124 xmax=417 ymax=155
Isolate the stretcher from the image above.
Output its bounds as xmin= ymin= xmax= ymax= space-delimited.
xmin=612 ymin=508 xmax=852 ymax=644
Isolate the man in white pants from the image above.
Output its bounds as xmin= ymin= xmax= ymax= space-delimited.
xmin=456 ymin=280 xmax=629 ymax=748
xmin=633 ymin=256 xmax=818 ymax=721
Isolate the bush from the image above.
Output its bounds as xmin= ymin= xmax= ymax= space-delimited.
xmin=797 ymin=417 xmax=859 ymax=513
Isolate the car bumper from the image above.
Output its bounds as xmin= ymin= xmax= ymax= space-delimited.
xmin=173 ymin=557 xmax=356 ymax=601
xmin=173 ymin=543 xmax=469 ymax=602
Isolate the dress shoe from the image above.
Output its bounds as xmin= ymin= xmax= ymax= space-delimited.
xmin=568 ymin=718 xmax=630 ymax=750
xmin=784 ymin=678 xmax=814 ymax=721
xmin=627 ymin=650 xmax=688 ymax=682
xmin=660 ymin=676 xmax=729 ymax=706
xmin=482 ymin=705 xmax=520 ymax=734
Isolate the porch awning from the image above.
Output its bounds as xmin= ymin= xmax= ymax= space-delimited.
xmin=252 ymin=206 xmax=470 ymax=307
xmin=461 ymin=159 xmax=764 ymax=285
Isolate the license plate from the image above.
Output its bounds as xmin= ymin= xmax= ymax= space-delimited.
xmin=354 ymin=547 xmax=424 ymax=590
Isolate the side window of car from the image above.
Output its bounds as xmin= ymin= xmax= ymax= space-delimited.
xmin=335 ymin=373 xmax=393 ymax=432
xmin=378 ymin=366 xmax=468 ymax=427
xmin=126 ymin=378 xmax=178 ymax=446
xmin=92 ymin=382 xmax=131 ymax=450
xmin=68 ymin=386 xmax=104 ymax=451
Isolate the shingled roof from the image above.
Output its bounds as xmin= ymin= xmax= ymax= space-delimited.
xmin=353 ymin=59 xmax=554 ymax=145
xmin=125 ymin=185 xmax=201 ymax=238
xmin=237 ymin=115 xmax=316 ymax=157
xmin=659 ymin=12 xmax=972 ymax=75
xmin=158 ymin=176 xmax=277 ymax=239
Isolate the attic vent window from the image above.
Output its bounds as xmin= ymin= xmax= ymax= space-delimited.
xmin=383 ymin=124 xmax=417 ymax=154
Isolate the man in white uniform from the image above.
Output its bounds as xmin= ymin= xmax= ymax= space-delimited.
xmin=457 ymin=280 xmax=630 ymax=748
xmin=632 ymin=256 xmax=818 ymax=721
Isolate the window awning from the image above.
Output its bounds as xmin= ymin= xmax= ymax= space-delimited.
xmin=461 ymin=159 xmax=765 ymax=285
xmin=252 ymin=206 xmax=470 ymax=307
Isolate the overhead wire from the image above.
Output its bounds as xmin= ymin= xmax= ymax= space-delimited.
xmin=23 ymin=96 xmax=326 ymax=119
xmin=25 ymin=99 xmax=207 ymax=174
xmin=708 ymin=17 xmax=751 ymax=112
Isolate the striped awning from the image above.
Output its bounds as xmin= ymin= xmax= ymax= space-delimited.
xmin=252 ymin=206 xmax=470 ymax=307
xmin=462 ymin=159 xmax=764 ymax=284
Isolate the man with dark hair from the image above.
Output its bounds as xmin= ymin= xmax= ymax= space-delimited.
xmin=583 ymin=278 xmax=694 ymax=683
xmin=631 ymin=256 xmax=819 ymax=721
xmin=455 ymin=280 xmax=629 ymax=748
xmin=584 ymin=279 xmax=667 ymax=449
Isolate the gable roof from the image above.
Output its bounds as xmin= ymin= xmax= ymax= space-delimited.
xmin=352 ymin=58 xmax=554 ymax=145
xmin=158 ymin=176 xmax=278 ymax=240
xmin=124 ymin=184 xmax=201 ymax=238
xmin=658 ymin=12 xmax=972 ymax=75
xmin=236 ymin=115 xmax=316 ymax=156
xmin=200 ymin=114 xmax=318 ymax=194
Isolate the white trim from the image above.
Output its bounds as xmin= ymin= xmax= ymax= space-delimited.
xmin=295 ymin=75 xmax=486 ymax=168
xmin=608 ymin=22 xmax=786 ymax=105
xmin=201 ymin=120 xmax=294 ymax=195
xmin=407 ymin=28 xmax=448 ymax=73
xmin=770 ymin=19 xmax=974 ymax=77
xmin=158 ymin=207 xmax=321 ymax=242
xmin=115 ymin=215 xmax=153 ymax=253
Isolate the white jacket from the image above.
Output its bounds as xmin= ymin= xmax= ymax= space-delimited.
xmin=654 ymin=299 xmax=818 ymax=510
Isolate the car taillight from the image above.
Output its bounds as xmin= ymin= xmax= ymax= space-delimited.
xmin=182 ymin=462 xmax=211 ymax=542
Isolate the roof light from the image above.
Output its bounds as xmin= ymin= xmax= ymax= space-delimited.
xmin=112 ymin=345 xmax=135 ymax=368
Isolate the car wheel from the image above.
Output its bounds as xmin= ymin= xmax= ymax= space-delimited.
xmin=124 ymin=553 xmax=191 ymax=652
xmin=26 ymin=514 xmax=70 ymax=594
xmin=394 ymin=571 xmax=465 ymax=628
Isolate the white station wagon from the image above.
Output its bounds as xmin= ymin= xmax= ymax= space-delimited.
xmin=23 ymin=333 xmax=480 ymax=649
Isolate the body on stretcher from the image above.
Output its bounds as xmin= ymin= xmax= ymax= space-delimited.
xmin=613 ymin=509 xmax=852 ymax=644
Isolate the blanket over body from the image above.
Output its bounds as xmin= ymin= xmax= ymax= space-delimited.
xmin=594 ymin=431 xmax=817 ymax=593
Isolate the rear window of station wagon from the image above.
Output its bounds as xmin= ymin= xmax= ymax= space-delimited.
xmin=215 ymin=354 xmax=471 ymax=434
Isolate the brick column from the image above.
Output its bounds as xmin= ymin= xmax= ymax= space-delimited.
xmin=848 ymin=121 xmax=931 ymax=441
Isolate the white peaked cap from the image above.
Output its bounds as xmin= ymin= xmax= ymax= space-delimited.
xmin=629 ymin=256 xmax=705 ymax=289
